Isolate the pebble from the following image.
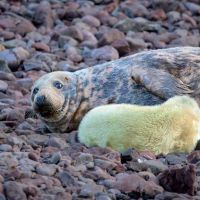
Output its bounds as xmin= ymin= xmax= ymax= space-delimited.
xmin=0 ymin=144 xmax=12 ymax=152
xmin=57 ymin=171 xmax=76 ymax=187
xmin=32 ymin=42 xmax=50 ymax=52
xmin=92 ymin=46 xmax=119 ymax=61
xmin=98 ymin=29 xmax=125 ymax=46
xmin=79 ymin=182 xmax=104 ymax=198
xmin=4 ymin=181 xmax=27 ymax=200
xmin=36 ymin=163 xmax=57 ymax=176
xmin=158 ymin=164 xmax=197 ymax=195
xmin=0 ymin=81 xmax=8 ymax=93
xmin=82 ymin=15 xmax=101 ymax=27
xmin=47 ymin=136 xmax=69 ymax=149
xmin=114 ymin=173 xmax=163 ymax=198
xmin=141 ymin=160 xmax=168 ymax=175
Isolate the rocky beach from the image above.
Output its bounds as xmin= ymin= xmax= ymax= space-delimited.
xmin=0 ymin=0 xmax=200 ymax=199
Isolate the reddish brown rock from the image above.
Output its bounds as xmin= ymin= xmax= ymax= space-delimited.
xmin=150 ymin=9 xmax=167 ymax=21
xmin=0 ymin=14 xmax=36 ymax=36
xmin=32 ymin=42 xmax=50 ymax=52
xmin=114 ymin=173 xmax=163 ymax=198
xmin=33 ymin=1 xmax=54 ymax=28
xmin=92 ymin=46 xmax=119 ymax=61
xmin=82 ymin=15 xmax=100 ymax=27
xmin=158 ymin=164 xmax=197 ymax=195
xmin=111 ymin=39 xmax=130 ymax=56
xmin=187 ymin=151 xmax=200 ymax=164
xmin=98 ymin=29 xmax=125 ymax=46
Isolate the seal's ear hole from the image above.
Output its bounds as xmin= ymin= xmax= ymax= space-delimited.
xmin=64 ymin=77 xmax=68 ymax=81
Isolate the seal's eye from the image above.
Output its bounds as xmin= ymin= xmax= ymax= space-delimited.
xmin=53 ymin=81 xmax=63 ymax=89
xmin=33 ymin=88 xmax=39 ymax=95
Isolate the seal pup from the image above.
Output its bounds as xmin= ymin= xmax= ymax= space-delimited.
xmin=78 ymin=96 xmax=200 ymax=154
xmin=31 ymin=47 xmax=200 ymax=132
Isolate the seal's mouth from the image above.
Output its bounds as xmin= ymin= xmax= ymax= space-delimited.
xmin=33 ymin=100 xmax=67 ymax=119
xmin=33 ymin=103 xmax=55 ymax=118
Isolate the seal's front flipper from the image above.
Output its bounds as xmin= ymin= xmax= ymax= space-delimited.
xmin=131 ymin=67 xmax=193 ymax=99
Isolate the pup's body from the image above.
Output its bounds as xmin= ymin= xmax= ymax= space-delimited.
xmin=78 ymin=96 xmax=200 ymax=154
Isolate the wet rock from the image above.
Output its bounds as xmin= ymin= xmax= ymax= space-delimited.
xmin=0 ymin=108 xmax=24 ymax=122
xmin=63 ymin=26 xmax=83 ymax=42
xmin=27 ymin=134 xmax=49 ymax=146
xmin=23 ymin=53 xmax=56 ymax=72
xmin=0 ymin=72 xmax=15 ymax=81
xmin=56 ymin=60 xmax=75 ymax=72
xmin=111 ymin=39 xmax=130 ymax=56
xmin=92 ymin=46 xmax=119 ymax=61
xmin=141 ymin=160 xmax=168 ymax=175
xmin=57 ymin=171 xmax=76 ymax=187
xmin=150 ymin=9 xmax=166 ymax=21
xmin=65 ymin=45 xmax=82 ymax=63
xmin=94 ymin=158 xmax=118 ymax=171
xmin=0 ymin=144 xmax=12 ymax=152
xmin=0 ymin=194 xmax=6 ymax=200
xmin=120 ymin=1 xmax=149 ymax=18
xmin=2 ymin=39 xmax=27 ymax=49
xmin=23 ymin=59 xmax=47 ymax=71
xmin=165 ymin=153 xmax=187 ymax=165
xmin=79 ymin=182 xmax=104 ymax=198
xmin=17 ymin=78 xmax=33 ymax=90
xmin=126 ymin=37 xmax=148 ymax=52
xmin=114 ymin=17 xmax=162 ymax=33
xmin=4 ymin=181 xmax=27 ymax=200
xmin=19 ymin=158 xmax=38 ymax=173
xmin=6 ymin=135 xmax=24 ymax=146
xmin=158 ymin=164 xmax=197 ymax=195
xmin=34 ymin=1 xmax=54 ymax=28
xmin=170 ymin=35 xmax=200 ymax=47
xmin=0 ymin=47 xmax=29 ymax=71
xmin=0 ymin=60 xmax=12 ymax=73
xmin=98 ymin=29 xmax=125 ymax=46
xmin=95 ymin=11 xmax=118 ymax=26
xmin=0 ymin=30 xmax=15 ymax=40
xmin=75 ymin=153 xmax=94 ymax=169
xmin=155 ymin=191 xmax=200 ymax=200
xmin=184 ymin=2 xmax=200 ymax=14
xmin=47 ymin=136 xmax=69 ymax=149
xmin=95 ymin=193 xmax=112 ymax=200
xmin=138 ymin=171 xmax=158 ymax=184
xmin=28 ymin=152 xmax=39 ymax=161
xmin=0 ymin=13 xmax=36 ymax=36
xmin=82 ymin=15 xmax=100 ymax=27
xmin=188 ymin=151 xmax=200 ymax=164
xmin=167 ymin=11 xmax=181 ymax=23
xmin=36 ymin=163 xmax=57 ymax=176
xmin=81 ymin=30 xmax=98 ymax=48
xmin=114 ymin=173 xmax=163 ymax=198
xmin=0 ymin=81 xmax=8 ymax=93
xmin=58 ymin=35 xmax=78 ymax=48
xmin=49 ymin=151 xmax=62 ymax=164
xmin=32 ymin=42 xmax=50 ymax=52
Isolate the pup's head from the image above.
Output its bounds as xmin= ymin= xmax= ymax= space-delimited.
xmin=31 ymin=71 xmax=77 ymax=122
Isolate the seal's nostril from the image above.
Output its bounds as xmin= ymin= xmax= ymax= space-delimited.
xmin=35 ymin=95 xmax=46 ymax=106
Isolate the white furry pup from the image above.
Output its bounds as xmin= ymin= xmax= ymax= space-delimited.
xmin=78 ymin=96 xmax=200 ymax=155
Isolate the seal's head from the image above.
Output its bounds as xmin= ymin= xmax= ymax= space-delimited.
xmin=31 ymin=71 xmax=77 ymax=123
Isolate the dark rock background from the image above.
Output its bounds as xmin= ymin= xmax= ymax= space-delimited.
xmin=0 ymin=0 xmax=200 ymax=199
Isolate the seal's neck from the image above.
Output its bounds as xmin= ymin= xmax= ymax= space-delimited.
xmin=75 ymin=68 xmax=93 ymax=102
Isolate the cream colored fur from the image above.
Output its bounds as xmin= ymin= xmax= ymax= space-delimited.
xmin=78 ymin=96 xmax=200 ymax=154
